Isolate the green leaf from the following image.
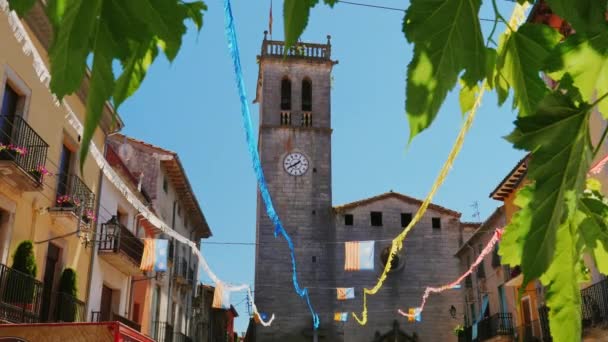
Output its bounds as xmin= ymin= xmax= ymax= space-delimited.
xmin=484 ymin=47 xmax=497 ymax=89
xmin=544 ymin=0 xmax=607 ymax=35
xmin=539 ymin=195 xmax=583 ymax=342
xmin=123 ymin=0 xmax=187 ymax=61
xmin=547 ymin=32 xmax=608 ymax=119
xmin=498 ymin=184 xmax=534 ymax=267
xmin=459 ymin=80 xmax=477 ymax=116
xmin=404 ymin=0 xmax=485 ymax=140
xmin=80 ymin=20 xmax=116 ymax=172
xmin=45 ymin=0 xmax=67 ymax=29
xmin=579 ymin=196 xmax=608 ymax=274
xmin=506 ymin=91 xmax=594 ymax=288
xmin=49 ymin=0 xmax=103 ymax=100
xmin=183 ymin=1 xmax=207 ymax=31
xmin=283 ymin=0 xmax=313 ymax=51
xmin=113 ymin=40 xmax=159 ymax=109
xmin=7 ymin=0 xmax=36 ymax=17
xmin=496 ymin=23 xmax=561 ymax=117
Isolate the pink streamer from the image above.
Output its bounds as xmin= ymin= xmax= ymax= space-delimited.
xmin=589 ymin=154 xmax=608 ymax=175
xmin=398 ymin=228 xmax=503 ymax=319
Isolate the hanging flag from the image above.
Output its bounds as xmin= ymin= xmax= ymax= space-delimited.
xmin=268 ymin=0 xmax=273 ymax=36
xmin=407 ymin=308 xmax=422 ymax=322
xmin=345 ymin=241 xmax=374 ymax=271
xmin=334 ymin=312 xmax=348 ymax=322
xmin=212 ymin=282 xmax=231 ymax=309
xmin=140 ymin=239 xmax=168 ymax=272
xmin=337 ymin=287 xmax=355 ymax=300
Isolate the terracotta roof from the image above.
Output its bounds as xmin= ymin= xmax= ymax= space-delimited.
xmin=456 ymin=206 xmax=505 ymax=256
xmin=333 ymin=191 xmax=461 ymax=218
xmin=489 ymin=154 xmax=529 ymax=201
xmin=111 ymin=134 xmax=212 ymax=238
xmin=461 ymin=222 xmax=482 ymax=228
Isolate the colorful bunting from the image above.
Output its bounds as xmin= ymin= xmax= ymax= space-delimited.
xmin=140 ymin=239 xmax=168 ymax=272
xmin=212 ymin=282 xmax=231 ymax=309
xmin=337 ymin=287 xmax=355 ymax=300
xmin=334 ymin=313 xmax=349 ymax=322
xmin=345 ymin=241 xmax=374 ymax=271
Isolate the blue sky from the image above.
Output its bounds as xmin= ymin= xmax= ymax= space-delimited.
xmin=119 ymin=0 xmax=525 ymax=333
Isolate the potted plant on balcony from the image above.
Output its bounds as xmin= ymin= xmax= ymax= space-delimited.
xmin=81 ymin=209 xmax=97 ymax=226
xmin=29 ymin=164 xmax=50 ymax=183
xmin=57 ymin=268 xmax=78 ymax=322
xmin=56 ymin=195 xmax=81 ymax=210
xmin=5 ymin=240 xmax=37 ymax=311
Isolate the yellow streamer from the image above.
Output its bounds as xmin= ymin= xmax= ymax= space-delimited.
xmin=352 ymin=3 xmax=529 ymax=325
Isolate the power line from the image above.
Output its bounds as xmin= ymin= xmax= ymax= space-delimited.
xmin=335 ymin=0 xmax=503 ymax=22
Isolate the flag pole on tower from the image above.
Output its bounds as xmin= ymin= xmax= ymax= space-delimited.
xmin=269 ymin=0 xmax=273 ymax=38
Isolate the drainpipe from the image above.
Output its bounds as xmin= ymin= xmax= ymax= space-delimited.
xmin=165 ymin=200 xmax=177 ymax=326
xmin=84 ymin=140 xmax=107 ymax=320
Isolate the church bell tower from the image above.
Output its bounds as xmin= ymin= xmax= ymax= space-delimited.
xmin=254 ymin=32 xmax=338 ymax=341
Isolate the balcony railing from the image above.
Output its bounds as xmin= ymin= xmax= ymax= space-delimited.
xmin=173 ymin=332 xmax=193 ymax=342
xmin=91 ymin=311 xmax=141 ymax=332
xmin=477 ymin=313 xmax=514 ymax=340
xmin=54 ymin=173 xmax=95 ymax=213
xmin=581 ymin=277 xmax=608 ymax=327
xmin=261 ymin=36 xmax=331 ymax=60
xmin=174 ymin=257 xmax=188 ymax=284
xmin=98 ymin=219 xmax=144 ymax=273
xmin=280 ymin=111 xmax=291 ymax=126
xmin=517 ymin=320 xmax=543 ymax=342
xmin=152 ymin=321 xmax=174 ymax=342
xmin=0 ymin=115 xmax=49 ymax=186
xmin=53 ymin=292 xmax=85 ymax=322
xmin=301 ymin=112 xmax=312 ymax=127
xmin=0 ymin=263 xmax=43 ymax=323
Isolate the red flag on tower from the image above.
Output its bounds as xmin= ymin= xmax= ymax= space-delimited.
xmin=269 ymin=0 xmax=273 ymax=36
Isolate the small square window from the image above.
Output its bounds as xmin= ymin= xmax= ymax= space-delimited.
xmin=371 ymin=212 xmax=383 ymax=227
xmin=432 ymin=217 xmax=441 ymax=229
xmin=344 ymin=214 xmax=354 ymax=226
xmin=312 ymin=256 xmax=317 ymax=263
xmin=401 ymin=213 xmax=412 ymax=227
xmin=163 ymin=177 xmax=168 ymax=193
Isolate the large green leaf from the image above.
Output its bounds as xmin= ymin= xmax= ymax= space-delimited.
xmin=506 ymin=91 xmax=593 ymax=288
xmin=80 ymin=19 xmax=116 ymax=171
xmin=498 ymin=184 xmax=534 ymax=267
xmin=539 ymin=194 xmax=583 ymax=342
xmin=49 ymin=0 xmax=103 ymax=100
xmin=547 ymin=32 xmax=608 ymax=119
xmin=495 ymin=23 xmax=561 ymax=117
xmin=579 ymin=195 xmax=608 ymax=274
xmin=7 ymin=0 xmax=36 ymax=17
xmin=113 ymin=40 xmax=159 ymax=109
xmin=183 ymin=1 xmax=207 ymax=30
xmin=544 ymin=0 xmax=607 ymax=36
xmin=404 ymin=0 xmax=485 ymax=140
xmin=283 ymin=0 xmax=313 ymax=52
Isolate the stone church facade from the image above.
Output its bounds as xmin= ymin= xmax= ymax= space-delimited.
xmin=254 ymin=33 xmax=475 ymax=341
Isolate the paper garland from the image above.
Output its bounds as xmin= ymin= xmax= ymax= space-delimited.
xmin=223 ymin=0 xmax=319 ymax=329
xmin=337 ymin=287 xmax=355 ymax=300
xmin=0 ymin=1 xmax=274 ymax=327
xmin=334 ymin=312 xmax=349 ymax=322
xmin=140 ymin=239 xmax=168 ymax=272
xmin=397 ymin=228 xmax=503 ymax=320
xmin=589 ymin=153 xmax=608 ymax=175
xmin=351 ymin=2 xmax=530 ymax=326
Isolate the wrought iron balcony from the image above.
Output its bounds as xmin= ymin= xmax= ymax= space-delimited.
xmin=0 ymin=115 xmax=49 ymax=190
xmin=477 ymin=313 xmax=514 ymax=340
xmin=152 ymin=321 xmax=174 ymax=342
xmin=51 ymin=292 xmax=86 ymax=322
xmin=581 ymin=277 xmax=608 ymax=328
xmin=98 ymin=219 xmax=144 ymax=276
xmin=0 ymin=262 xmax=43 ymax=323
xmin=50 ymin=173 xmax=96 ymax=230
xmin=91 ymin=310 xmax=141 ymax=332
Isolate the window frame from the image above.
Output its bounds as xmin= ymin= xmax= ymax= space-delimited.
xmin=370 ymin=211 xmax=383 ymax=227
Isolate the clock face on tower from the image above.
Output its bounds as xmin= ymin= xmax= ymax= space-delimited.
xmin=283 ymin=152 xmax=309 ymax=176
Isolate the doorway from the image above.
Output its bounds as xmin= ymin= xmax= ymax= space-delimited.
xmin=40 ymin=243 xmax=61 ymax=322
xmin=100 ymin=285 xmax=113 ymax=321
xmin=521 ymin=296 xmax=535 ymax=339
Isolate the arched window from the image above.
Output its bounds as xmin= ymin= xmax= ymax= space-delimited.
xmin=302 ymin=78 xmax=312 ymax=111
xmin=281 ymin=78 xmax=291 ymax=110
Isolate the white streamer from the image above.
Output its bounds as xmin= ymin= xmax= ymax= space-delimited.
xmin=0 ymin=2 xmax=273 ymax=326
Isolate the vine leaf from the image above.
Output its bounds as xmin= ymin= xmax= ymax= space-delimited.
xmin=544 ymin=0 xmax=607 ymax=36
xmin=506 ymin=91 xmax=593 ymax=289
xmin=540 ymin=193 xmax=584 ymax=342
xmin=498 ymin=183 xmax=533 ymax=267
xmin=6 ymin=0 xmax=36 ymax=17
xmin=458 ymin=80 xmax=477 ymax=116
xmin=113 ymin=40 xmax=159 ymax=109
xmin=283 ymin=0 xmax=312 ymax=52
xmin=579 ymin=195 xmax=608 ymax=274
xmin=404 ymin=0 xmax=485 ymax=141
xmin=496 ymin=23 xmax=561 ymax=117
xmin=49 ymin=0 xmax=103 ymax=100
xmin=547 ymin=32 xmax=608 ymax=119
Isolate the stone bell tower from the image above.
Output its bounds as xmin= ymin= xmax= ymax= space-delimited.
xmin=254 ymin=31 xmax=338 ymax=341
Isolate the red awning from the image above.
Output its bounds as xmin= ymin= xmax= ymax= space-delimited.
xmin=0 ymin=322 xmax=154 ymax=342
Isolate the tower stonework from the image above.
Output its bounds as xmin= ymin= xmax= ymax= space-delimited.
xmin=254 ymin=34 xmax=337 ymax=341
xmin=254 ymin=34 xmax=466 ymax=342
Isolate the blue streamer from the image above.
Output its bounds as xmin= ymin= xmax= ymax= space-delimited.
xmin=223 ymin=0 xmax=320 ymax=329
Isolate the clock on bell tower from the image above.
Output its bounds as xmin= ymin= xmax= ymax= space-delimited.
xmin=253 ymin=32 xmax=338 ymax=341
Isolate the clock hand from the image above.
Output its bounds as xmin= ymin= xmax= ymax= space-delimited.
xmin=288 ymin=160 xmax=301 ymax=169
